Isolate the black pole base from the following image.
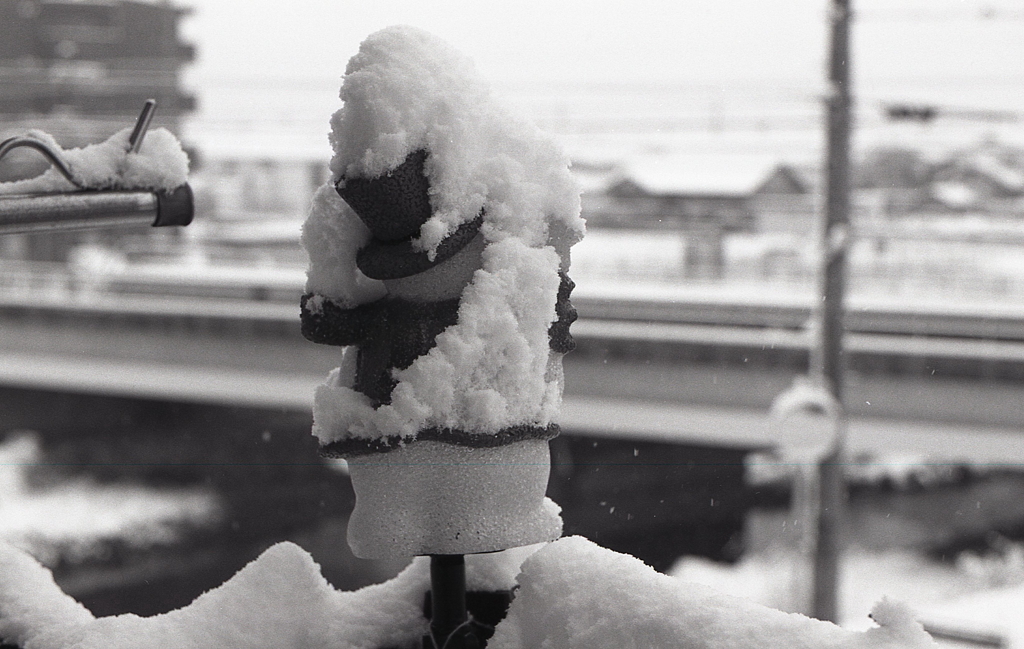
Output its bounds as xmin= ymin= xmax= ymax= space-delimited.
xmin=424 ymin=554 xmax=468 ymax=649
xmin=422 ymin=555 xmax=514 ymax=649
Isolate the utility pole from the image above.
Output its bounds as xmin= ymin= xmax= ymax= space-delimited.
xmin=811 ymin=0 xmax=852 ymax=623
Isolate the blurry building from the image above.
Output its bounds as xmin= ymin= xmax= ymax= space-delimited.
xmin=929 ymin=145 xmax=1024 ymax=216
xmin=580 ymin=154 xmax=812 ymax=278
xmin=0 ymin=0 xmax=195 ymax=149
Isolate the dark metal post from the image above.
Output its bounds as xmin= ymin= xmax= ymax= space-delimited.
xmin=426 ymin=554 xmax=472 ymax=649
xmin=128 ymin=99 xmax=158 ymax=153
xmin=811 ymin=0 xmax=853 ymax=623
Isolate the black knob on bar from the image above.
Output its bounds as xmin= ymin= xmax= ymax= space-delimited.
xmin=154 ymin=185 xmax=194 ymax=227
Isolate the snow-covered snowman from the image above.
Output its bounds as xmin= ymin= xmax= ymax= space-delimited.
xmin=300 ymin=26 xmax=584 ymax=559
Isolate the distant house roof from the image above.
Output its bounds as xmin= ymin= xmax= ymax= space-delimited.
xmin=606 ymin=154 xmax=807 ymax=198
xmin=932 ymin=144 xmax=1024 ymax=198
xmin=969 ymin=154 xmax=1024 ymax=195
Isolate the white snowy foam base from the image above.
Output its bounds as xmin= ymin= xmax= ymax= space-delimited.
xmin=0 ymin=536 xmax=936 ymax=649
xmin=346 ymin=439 xmax=561 ymax=558
xmin=0 ymin=128 xmax=189 ymax=195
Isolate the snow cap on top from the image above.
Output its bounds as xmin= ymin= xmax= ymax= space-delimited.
xmin=329 ymin=25 xmax=584 ymax=256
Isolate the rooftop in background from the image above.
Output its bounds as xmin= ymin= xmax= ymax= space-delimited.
xmin=607 ymin=154 xmax=809 ymax=198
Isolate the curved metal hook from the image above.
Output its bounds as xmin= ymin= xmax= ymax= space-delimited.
xmin=0 ymin=136 xmax=82 ymax=188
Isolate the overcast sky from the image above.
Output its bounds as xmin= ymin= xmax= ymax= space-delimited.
xmin=180 ymin=0 xmax=1024 ymax=90
xmin=177 ymin=1 xmax=1024 ymax=160
xmin=181 ymin=0 xmax=817 ymax=84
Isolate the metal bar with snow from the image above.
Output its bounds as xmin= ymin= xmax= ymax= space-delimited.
xmin=0 ymin=101 xmax=193 ymax=235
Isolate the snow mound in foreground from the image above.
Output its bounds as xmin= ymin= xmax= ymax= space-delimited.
xmin=0 ymin=538 xmax=935 ymax=649
xmin=491 ymin=536 xmax=936 ymax=649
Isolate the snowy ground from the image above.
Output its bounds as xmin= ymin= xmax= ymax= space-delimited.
xmin=670 ymin=467 xmax=1024 ymax=648
xmin=0 ymin=433 xmax=220 ymax=568
xmin=696 ymin=458 xmax=1024 ymax=647
xmin=672 ymin=545 xmax=1024 ymax=647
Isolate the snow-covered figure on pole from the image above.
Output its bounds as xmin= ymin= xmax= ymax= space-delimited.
xmin=300 ymin=26 xmax=585 ymax=559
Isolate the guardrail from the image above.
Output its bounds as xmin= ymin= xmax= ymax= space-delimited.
xmin=5 ymin=270 xmax=1024 ymax=385
xmin=6 ymin=257 xmax=1024 ymax=340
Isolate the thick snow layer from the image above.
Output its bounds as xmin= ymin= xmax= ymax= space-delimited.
xmin=306 ymin=26 xmax=585 ymax=442
xmin=0 ymin=541 xmax=94 ymax=647
xmin=490 ymin=537 xmax=937 ymax=649
xmin=0 ymin=128 xmax=189 ymax=195
xmin=301 ymin=183 xmax=386 ymax=305
xmin=0 ymin=537 xmax=935 ymax=649
xmin=312 ymin=240 xmax=564 ymax=442
xmin=328 ymin=25 xmax=583 ymax=256
xmin=0 ymin=540 xmax=533 ymax=649
xmin=671 ymin=548 xmax=978 ymax=631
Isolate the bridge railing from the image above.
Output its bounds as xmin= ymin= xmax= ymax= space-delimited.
xmin=5 ymin=224 xmax=1024 ymax=339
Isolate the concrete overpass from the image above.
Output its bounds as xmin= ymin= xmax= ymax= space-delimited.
xmin=3 ymin=289 xmax=1024 ymax=465
xmin=4 ymin=285 xmax=1024 ymax=602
